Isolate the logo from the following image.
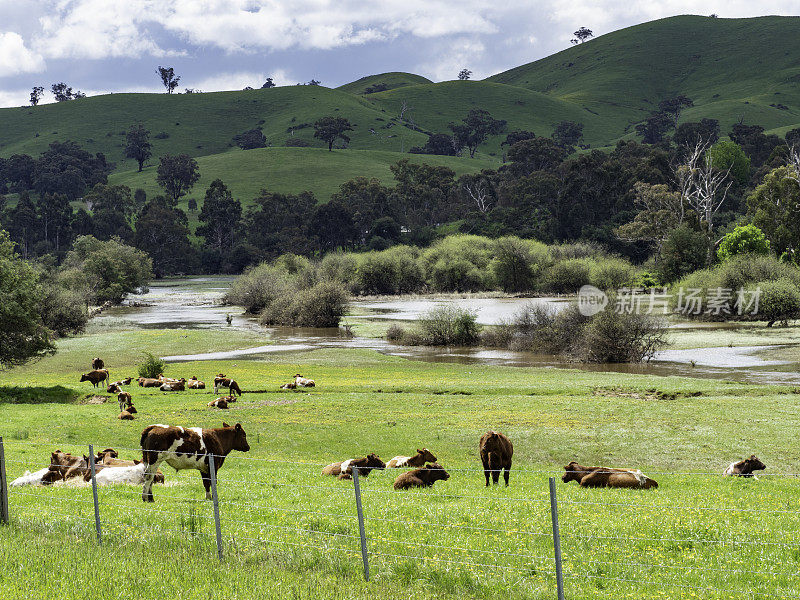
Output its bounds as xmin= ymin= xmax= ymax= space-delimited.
xmin=577 ymin=285 xmax=608 ymax=316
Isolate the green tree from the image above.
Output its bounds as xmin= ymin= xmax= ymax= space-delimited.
xmin=747 ymin=166 xmax=800 ymax=260
xmin=0 ymin=230 xmax=55 ymax=368
xmin=84 ymin=184 xmax=135 ymax=218
xmin=196 ymin=179 xmax=242 ymax=254
xmin=707 ymin=141 xmax=751 ymax=184
xmin=449 ymin=108 xmax=507 ymax=158
xmin=125 ymin=124 xmax=152 ymax=172
xmin=313 ymin=116 xmax=353 ymax=151
xmin=658 ymin=95 xmax=693 ymax=129
xmin=156 ymin=66 xmax=180 ymax=94
xmin=60 ymin=235 xmax=152 ymax=304
xmin=551 ymin=121 xmax=584 ymax=150
xmin=134 ymin=197 xmax=194 ymax=276
xmin=615 ymin=182 xmax=682 ymax=254
xmin=656 ymin=225 xmax=708 ymax=283
xmin=156 ymin=154 xmax=200 ymax=204
xmin=717 ymin=225 xmax=771 ymax=262
xmin=457 ymin=68 xmax=472 ymax=80
xmin=30 ymin=86 xmax=44 ymax=106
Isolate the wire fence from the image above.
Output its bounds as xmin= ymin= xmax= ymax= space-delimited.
xmin=2 ymin=436 xmax=800 ymax=599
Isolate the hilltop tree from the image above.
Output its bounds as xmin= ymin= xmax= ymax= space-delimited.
xmin=0 ymin=230 xmax=56 ymax=369
xmin=449 ymin=108 xmax=507 ymax=158
xmin=156 ymin=66 xmax=180 ymax=94
xmin=571 ymin=27 xmax=593 ymax=44
xmin=313 ymin=116 xmax=353 ymax=151
xmin=156 ymin=154 xmax=200 ymax=204
xmin=307 ymin=79 xmax=321 ymax=86
xmin=51 ymin=82 xmax=76 ymax=102
xmin=458 ymin=69 xmax=472 ymax=81
xmin=30 ymin=86 xmax=44 ymax=106
xmin=125 ymin=124 xmax=152 ymax=172
xmin=261 ymin=77 xmax=275 ymax=88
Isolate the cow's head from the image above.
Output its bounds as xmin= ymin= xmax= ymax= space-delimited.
xmin=365 ymin=453 xmax=386 ymax=470
xmin=747 ymin=455 xmax=766 ymax=472
xmin=79 ymin=374 xmax=89 ymax=382
xmin=426 ymin=463 xmax=450 ymax=482
xmin=419 ymin=448 xmax=437 ymax=463
xmin=562 ymin=461 xmax=587 ymax=483
xmin=223 ymin=422 xmax=250 ymax=452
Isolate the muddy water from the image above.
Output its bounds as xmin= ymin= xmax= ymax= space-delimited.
xmin=113 ymin=277 xmax=800 ymax=386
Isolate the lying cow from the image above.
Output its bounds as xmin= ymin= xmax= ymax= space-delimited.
xmin=187 ymin=376 xmax=205 ymax=390
xmin=562 ymin=461 xmax=659 ymax=489
xmin=138 ymin=378 xmax=161 ymax=388
xmin=724 ymin=455 xmax=766 ymax=478
xmin=322 ymin=454 xmax=385 ymax=480
xmin=280 ymin=382 xmax=297 ymax=390
xmin=294 ymin=374 xmax=315 ymax=388
xmin=11 ymin=468 xmax=51 ymax=487
xmin=480 ymin=430 xmax=513 ymax=487
xmin=80 ymin=369 xmax=110 ymax=388
xmin=160 ymin=379 xmax=186 ymax=392
xmin=394 ymin=463 xmax=450 ymax=490
xmin=213 ymin=376 xmax=243 ymax=396
xmin=43 ymin=451 xmax=89 ymax=484
xmin=107 ymin=383 xmax=122 ymax=394
xmin=118 ymin=410 xmax=135 ymax=420
xmin=387 ymin=448 xmax=437 ymax=469
xmin=208 ymin=398 xmax=229 ymax=409
xmin=140 ymin=422 xmax=250 ymax=502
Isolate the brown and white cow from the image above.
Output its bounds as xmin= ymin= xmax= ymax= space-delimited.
xmin=293 ymin=374 xmax=315 ymax=388
xmin=208 ymin=398 xmax=229 ymax=409
xmin=562 ymin=461 xmax=659 ymax=489
xmin=140 ymin=422 xmax=250 ymax=502
xmin=80 ymin=369 xmax=110 ymax=388
xmin=43 ymin=451 xmax=89 ymax=483
xmin=321 ymin=453 xmax=385 ymax=480
xmin=118 ymin=391 xmax=133 ymax=412
xmin=187 ymin=377 xmax=206 ymax=390
xmin=138 ymin=378 xmax=161 ymax=387
xmin=393 ymin=463 xmax=450 ymax=490
xmin=387 ymin=448 xmax=437 ymax=469
xmin=213 ymin=377 xmax=242 ymax=396
xmin=160 ymin=379 xmax=186 ymax=392
xmin=723 ymin=455 xmax=766 ymax=478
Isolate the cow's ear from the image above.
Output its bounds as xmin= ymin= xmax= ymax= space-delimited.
xmin=235 ymin=423 xmax=242 ymax=430
xmin=222 ymin=422 xmax=230 ymax=428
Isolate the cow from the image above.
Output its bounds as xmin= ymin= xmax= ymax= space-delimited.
xmin=208 ymin=398 xmax=229 ymax=409
xmin=111 ymin=378 xmax=132 ymax=388
xmin=321 ymin=454 xmax=385 ymax=480
xmin=92 ymin=357 xmax=105 ymax=371
xmin=160 ymin=380 xmax=186 ymax=392
xmin=11 ymin=468 xmax=51 ymax=487
xmin=479 ymin=431 xmax=513 ymax=487
xmin=562 ymin=461 xmax=659 ymax=489
xmin=80 ymin=369 xmax=110 ymax=388
xmin=43 ymin=451 xmax=88 ymax=483
xmin=387 ymin=448 xmax=437 ymax=469
xmin=95 ymin=448 xmax=119 ymax=463
xmin=138 ymin=378 xmax=161 ymax=388
xmin=213 ymin=377 xmax=242 ymax=396
xmin=393 ymin=463 xmax=451 ymax=490
xmin=84 ymin=457 xmax=165 ymax=484
xmin=187 ymin=377 xmax=206 ymax=390
xmin=723 ymin=455 xmax=766 ymax=478
xmin=294 ymin=374 xmax=315 ymax=388
xmin=107 ymin=383 xmax=121 ymax=394
xmin=118 ymin=392 xmax=132 ymax=412
xmin=280 ymin=382 xmax=297 ymax=390
xmin=118 ymin=410 xmax=135 ymax=420
xmin=140 ymin=422 xmax=250 ymax=502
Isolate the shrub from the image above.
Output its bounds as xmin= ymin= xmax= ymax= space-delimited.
xmin=260 ymin=281 xmax=349 ymax=327
xmin=571 ymin=306 xmax=668 ymax=363
xmin=421 ymin=235 xmax=494 ymax=292
xmin=318 ymin=252 xmax=359 ymax=291
xmin=657 ymin=225 xmax=708 ymax=284
xmin=754 ymin=278 xmax=800 ymax=326
xmin=385 ymin=324 xmax=405 ymax=341
xmin=39 ymin=286 xmax=88 ymax=337
xmin=138 ymin=352 xmax=166 ymax=379
xmin=412 ymin=306 xmax=482 ymax=346
xmin=233 ymin=128 xmax=266 ymax=150
xmin=490 ymin=237 xmax=551 ymax=293
xmin=549 ymin=241 xmax=608 ymax=261
xmin=507 ymin=303 xmax=588 ymax=354
xmin=717 ymin=224 xmax=771 ymax=262
xmin=589 ymin=257 xmax=637 ymax=291
xmin=224 ymin=263 xmax=292 ymax=313
xmin=356 ymin=246 xmax=423 ymax=295
xmin=541 ymin=259 xmax=591 ymax=293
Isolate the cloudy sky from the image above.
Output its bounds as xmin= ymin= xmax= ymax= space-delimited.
xmin=1 ymin=1 xmax=799 ymax=108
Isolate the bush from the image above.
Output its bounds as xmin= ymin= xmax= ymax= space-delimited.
xmin=541 ymin=259 xmax=592 ymax=293
xmin=138 ymin=352 xmax=166 ymax=379
xmin=717 ymin=224 xmax=771 ymax=262
xmin=412 ymin=306 xmax=482 ymax=346
xmin=421 ymin=235 xmax=494 ymax=292
xmin=260 ymin=281 xmax=349 ymax=328
xmin=657 ymin=225 xmax=708 ymax=284
xmin=549 ymin=241 xmax=608 ymax=261
xmin=490 ymin=237 xmax=551 ymax=293
xmin=754 ymin=278 xmax=800 ymax=326
xmin=571 ymin=305 xmax=668 ymax=363
xmin=39 ymin=285 xmax=88 ymax=337
xmin=224 ymin=263 xmax=292 ymax=313
xmin=318 ymin=252 xmax=359 ymax=291
xmin=589 ymin=257 xmax=637 ymax=291
xmin=356 ymin=246 xmax=423 ymax=295
xmin=385 ymin=323 xmax=405 ymax=341
xmin=507 ymin=303 xmax=588 ymax=354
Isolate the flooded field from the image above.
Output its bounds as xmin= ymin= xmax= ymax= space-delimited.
xmin=107 ymin=277 xmax=800 ymax=385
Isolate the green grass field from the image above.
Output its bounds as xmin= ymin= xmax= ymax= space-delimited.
xmin=2 ymin=323 xmax=800 ymax=599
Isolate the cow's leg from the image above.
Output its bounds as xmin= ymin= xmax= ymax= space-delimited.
xmin=481 ymin=457 xmax=490 ymax=487
xmin=490 ymin=454 xmax=500 ymax=485
xmin=200 ymin=468 xmax=212 ymax=500
xmin=503 ymin=464 xmax=511 ymax=487
xmin=142 ymin=454 xmax=163 ymax=502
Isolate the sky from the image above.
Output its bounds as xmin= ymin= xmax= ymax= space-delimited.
xmin=1 ymin=0 xmax=799 ymax=108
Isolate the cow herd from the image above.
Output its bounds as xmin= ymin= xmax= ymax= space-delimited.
xmin=65 ymin=357 xmax=773 ymax=502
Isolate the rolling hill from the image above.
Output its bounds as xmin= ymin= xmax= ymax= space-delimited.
xmin=2 ymin=14 xmax=800 ymax=205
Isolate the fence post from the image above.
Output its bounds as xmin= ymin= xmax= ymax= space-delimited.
xmin=0 ymin=437 xmax=9 ymax=525
xmin=209 ymin=453 xmax=224 ymax=561
xmin=88 ymin=444 xmax=102 ymax=544
xmin=352 ymin=467 xmax=370 ymax=582
xmin=549 ymin=477 xmax=565 ymax=600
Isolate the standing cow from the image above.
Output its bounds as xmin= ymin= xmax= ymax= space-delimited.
xmin=479 ymin=430 xmax=513 ymax=487
xmin=80 ymin=369 xmax=110 ymax=388
xmin=140 ymin=422 xmax=250 ymax=502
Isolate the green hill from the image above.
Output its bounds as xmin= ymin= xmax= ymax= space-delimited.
xmin=337 ymin=72 xmax=432 ymax=94
xmin=487 ymin=15 xmax=800 ymax=139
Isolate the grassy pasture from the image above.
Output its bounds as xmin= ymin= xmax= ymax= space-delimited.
xmin=2 ymin=325 xmax=800 ymax=599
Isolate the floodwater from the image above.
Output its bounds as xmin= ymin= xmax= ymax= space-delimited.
xmin=109 ymin=277 xmax=800 ymax=386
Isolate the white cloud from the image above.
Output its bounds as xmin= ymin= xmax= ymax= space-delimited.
xmin=0 ymin=32 xmax=45 ymax=77
xmin=417 ymin=37 xmax=487 ymax=81
xmin=188 ymin=69 xmax=295 ymax=92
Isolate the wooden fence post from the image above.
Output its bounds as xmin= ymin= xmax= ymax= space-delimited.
xmin=88 ymin=444 xmax=102 ymax=544
xmin=0 ymin=437 xmax=9 ymax=525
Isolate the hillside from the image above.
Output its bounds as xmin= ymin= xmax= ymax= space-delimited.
xmin=337 ymin=72 xmax=432 ymax=94
xmin=488 ymin=15 xmax=800 ymax=139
